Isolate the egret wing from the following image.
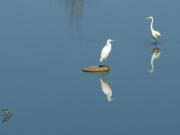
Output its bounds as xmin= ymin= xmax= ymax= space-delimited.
xmin=100 ymin=45 xmax=111 ymax=62
xmin=100 ymin=78 xmax=112 ymax=96
xmin=155 ymin=30 xmax=161 ymax=37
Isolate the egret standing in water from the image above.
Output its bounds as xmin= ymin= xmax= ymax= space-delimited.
xmin=100 ymin=39 xmax=115 ymax=66
xmin=146 ymin=16 xmax=161 ymax=42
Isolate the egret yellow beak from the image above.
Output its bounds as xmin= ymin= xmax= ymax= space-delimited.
xmin=111 ymin=40 xmax=115 ymax=42
xmin=146 ymin=17 xmax=150 ymax=19
xmin=109 ymin=97 xmax=116 ymax=101
xmin=111 ymin=97 xmax=116 ymax=100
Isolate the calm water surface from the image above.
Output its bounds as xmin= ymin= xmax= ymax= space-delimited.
xmin=0 ymin=0 xmax=180 ymax=134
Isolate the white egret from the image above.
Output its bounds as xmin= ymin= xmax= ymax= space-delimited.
xmin=100 ymin=39 xmax=115 ymax=65
xmin=100 ymin=78 xmax=115 ymax=101
xmin=146 ymin=16 xmax=161 ymax=41
xmin=147 ymin=48 xmax=161 ymax=73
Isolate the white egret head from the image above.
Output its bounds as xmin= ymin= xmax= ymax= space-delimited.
xmin=146 ymin=16 xmax=153 ymax=20
xmin=107 ymin=39 xmax=115 ymax=44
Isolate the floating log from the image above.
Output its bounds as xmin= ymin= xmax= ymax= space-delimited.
xmin=82 ymin=65 xmax=110 ymax=73
xmin=83 ymin=71 xmax=109 ymax=75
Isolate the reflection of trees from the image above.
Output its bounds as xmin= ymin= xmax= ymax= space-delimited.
xmin=57 ymin=0 xmax=84 ymax=27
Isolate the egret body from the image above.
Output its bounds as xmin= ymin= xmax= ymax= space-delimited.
xmin=146 ymin=16 xmax=161 ymax=40
xmin=100 ymin=39 xmax=115 ymax=65
xmin=100 ymin=78 xmax=115 ymax=101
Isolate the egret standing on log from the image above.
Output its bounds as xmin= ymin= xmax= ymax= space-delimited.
xmin=146 ymin=16 xmax=161 ymax=42
xmin=100 ymin=39 xmax=115 ymax=66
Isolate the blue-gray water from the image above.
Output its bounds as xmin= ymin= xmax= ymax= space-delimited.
xmin=0 ymin=0 xmax=180 ymax=134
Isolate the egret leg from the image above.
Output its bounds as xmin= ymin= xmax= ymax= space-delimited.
xmin=154 ymin=38 xmax=158 ymax=44
xmin=99 ymin=61 xmax=106 ymax=67
xmin=103 ymin=61 xmax=107 ymax=67
xmin=99 ymin=62 xmax=103 ymax=67
xmin=154 ymin=40 xmax=157 ymax=45
xmin=101 ymin=74 xmax=107 ymax=80
xmin=152 ymin=40 xmax=157 ymax=45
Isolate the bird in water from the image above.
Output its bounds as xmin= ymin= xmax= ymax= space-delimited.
xmin=100 ymin=78 xmax=115 ymax=101
xmin=1 ymin=108 xmax=13 ymax=123
xmin=99 ymin=39 xmax=115 ymax=66
xmin=2 ymin=108 xmax=10 ymax=115
xmin=147 ymin=48 xmax=161 ymax=73
xmin=2 ymin=113 xmax=13 ymax=123
xmin=146 ymin=16 xmax=161 ymax=43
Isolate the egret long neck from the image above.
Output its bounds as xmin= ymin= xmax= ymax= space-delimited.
xmin=107 ymin=41 xmax=112 ymax=47
xmin=150 ymin=55 xmax=155 ymax=72
xmin=150 ymin=18 xmax=154 ymax=32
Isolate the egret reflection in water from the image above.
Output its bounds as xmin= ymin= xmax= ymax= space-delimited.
xmin=82 ymin=71 xmax=115 ymax=102
xmin=100 ymin=77 xmax=115 ymax=102
xmin=57 ymin=0 xmax=84 ymax=27
xmin=147 ymin=48 xmax=161 ymax=73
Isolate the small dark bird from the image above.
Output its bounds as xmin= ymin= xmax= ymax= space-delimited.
xmin=2 ymin=113 xmax=13 ymax=123
xmin=2 ymin=108 xmax=10 ymax=115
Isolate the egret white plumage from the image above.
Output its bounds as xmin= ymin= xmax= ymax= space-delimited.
xmin=147 ymin=48 xmax=161 ymax=73
xmin=100 ymin=78 xmax=115 ymax=101
xmin=146 ymin=16 xmax=161 ymax=41
xmin=100 ymin=39 xmax=115 ymax=65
